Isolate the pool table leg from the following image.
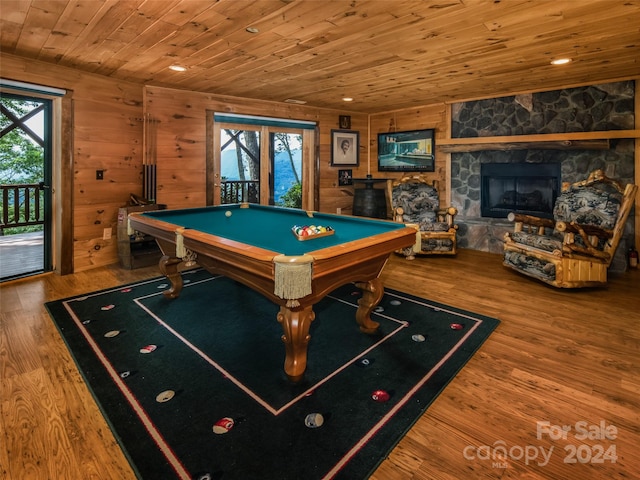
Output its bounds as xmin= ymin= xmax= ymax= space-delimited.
xmin=354 ymin=278 xmax=383 ymax=333
xmin=277 ymin=305 xmax=315 ymax=382
xmin=159 ymin=255 xmax=184 ymax=299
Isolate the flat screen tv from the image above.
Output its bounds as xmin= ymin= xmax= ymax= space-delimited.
xmin=377 ymin=128 xmax=435 ymax=172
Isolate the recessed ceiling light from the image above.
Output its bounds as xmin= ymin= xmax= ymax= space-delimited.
xmin=284 ymin=98 xmax=307 ymax=104
xmin=551 ymin=58 xmax=572 ymax=65
xmin=246 ymin=27 xmax=259 ymax=33
xmin=169 ymin=65 xmax=187 ymax=72
xmin=342 ymin=97 xmax=354 ymax=102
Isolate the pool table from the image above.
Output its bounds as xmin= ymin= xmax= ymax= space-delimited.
xmin=128 ymin=203 xmax=416 ymax=381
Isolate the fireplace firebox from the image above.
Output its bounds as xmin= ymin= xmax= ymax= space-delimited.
xmin=481 ymin=163 xmax=561 ymax=219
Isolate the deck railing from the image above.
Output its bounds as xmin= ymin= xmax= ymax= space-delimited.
xmin=0 ymin=183 xmax=45 ymax=234
xmin=220 ymin=180 xmax=259 ymax=204
xmin=1 ymin=181 xmax=258 ymax=234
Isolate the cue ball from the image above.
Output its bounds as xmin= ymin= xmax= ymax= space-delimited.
xmin=225 ymin=210 xmax=232 ymax=217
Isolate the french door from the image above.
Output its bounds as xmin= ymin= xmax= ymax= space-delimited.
xmin=217 ymin=125 xmax=263 ymax=205
xmin=270 ymin=131 xmax=303 ymax=207
xmin=209 ymin=116 xmax=316 ymax=210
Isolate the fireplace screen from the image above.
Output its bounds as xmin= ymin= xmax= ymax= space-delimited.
xmin=481 ymin=163 xmax=561 ymax=219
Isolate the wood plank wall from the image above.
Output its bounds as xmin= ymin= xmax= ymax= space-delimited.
xmin=144 ymin=87 xmax=449 ymax=218
xmin=369 ymin=104 xmax=450 ymax=213
xmin=636 ymin=84 xmax=640 ymax=252
xmin=1 ymin=53 xmax=144 ymax=272
xmin=2 ymin=52 xmax=637 ymax=272
xmin=144 ymin=86 xmax=370 ymax=213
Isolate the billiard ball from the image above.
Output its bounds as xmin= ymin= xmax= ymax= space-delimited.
xmin=225 ymin=210 xmax=232 ymax=217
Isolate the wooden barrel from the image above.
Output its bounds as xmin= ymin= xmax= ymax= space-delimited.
xmin=353 ymin=187 xmax=387 ymax=218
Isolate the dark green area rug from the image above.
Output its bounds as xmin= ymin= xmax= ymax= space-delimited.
xmin=46 ymin=269 xmax=499 ymax=480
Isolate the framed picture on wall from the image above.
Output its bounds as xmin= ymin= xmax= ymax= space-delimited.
xmin=339 ymin=115 xmax=351 ymax=129
xmin=338 ymin=169 xmax=353 ymax=186
xmin=331 ymin=130 xmax=359 ymax=166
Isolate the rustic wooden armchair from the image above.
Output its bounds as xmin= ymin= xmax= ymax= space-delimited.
xmin=388 ymin=174 xmax=458 ymax=259
xmin=503 ymin=169 xmax=637 ymax=288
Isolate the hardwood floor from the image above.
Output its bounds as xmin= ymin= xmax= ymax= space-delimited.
xmin=1 ymin=249 xmax=638 ymax=479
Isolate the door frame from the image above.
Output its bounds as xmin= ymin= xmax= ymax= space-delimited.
xmin=207 ymin=113 xmax=317 ymax=210
xmin=0 ymin=85 xmax=74 ymax=275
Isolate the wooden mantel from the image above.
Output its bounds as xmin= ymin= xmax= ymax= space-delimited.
xmin=439 ymin=129 xmax=640 ymax=152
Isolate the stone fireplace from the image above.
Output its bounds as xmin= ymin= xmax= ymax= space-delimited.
xmin=448 ymin=81 xmax=635 ymax=272
xmin=451 ymin=148 xmax=634 ymax=265
xmin=480 ymin=163 xmax=561 ymax=219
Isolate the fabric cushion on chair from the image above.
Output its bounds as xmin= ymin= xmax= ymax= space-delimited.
xmin=553 ymin=183 xmax=622 ymax=230
xmin=504 ymin=250 xmax=556 ymax=281
xmin=421 ymin=221 xmax=451 ymax=232
xmin=510 ymin=226 xmax=606 ymax=254
xmin=394 ymin=183 xmax=439 ymax=217
xmin=422 ymin=238 xmax=454 ymax=252
xmin=411 ymin=210 xmax=437 ymax=224
xmin=393 ymin=183 xmax=440 ymax=230
xmin=510 ymin=231 xmax=563 ymax=252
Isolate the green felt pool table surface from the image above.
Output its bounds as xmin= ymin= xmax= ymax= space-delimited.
xmin=139 ymin=203 xmax=406 ymax=256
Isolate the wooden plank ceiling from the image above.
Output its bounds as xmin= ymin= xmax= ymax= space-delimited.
xmin=1 ymin=0 xmax=639 ymax=113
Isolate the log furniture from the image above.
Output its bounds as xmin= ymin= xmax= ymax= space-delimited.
xmin=388 ymin=174 xmax=458 ymax=259
xmin=503 ymin=169 xmax=637 ymax=288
